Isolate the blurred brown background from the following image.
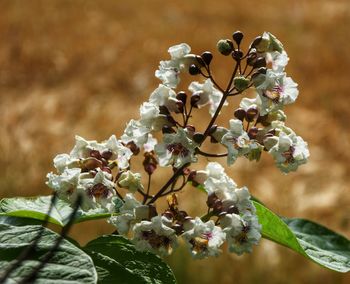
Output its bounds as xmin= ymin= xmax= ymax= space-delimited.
xmin=0 ymin=0 xmax=349 ymax=283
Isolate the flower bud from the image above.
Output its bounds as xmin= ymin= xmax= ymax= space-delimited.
xmin=101 ymin=150 xmax=113 ymax=160
xmin=254 ymin=57 xmax=267 ymax=69
xmin=234 ymin=108 xmax=246 ymax=121
xmin=246 ymin=107 xmax=259 ymax=122
xmin=175 ymin=101 xmax=184 ymax=114
xmin=176 ymin=91 xmax=187 ymax=104
xmin=217 ymin=39 xmax=233 ymax=56
xmin=159 ymin=105 xmax=170 ymax=115
xmin=233 ymin=76 xmax=250 ymax=92
xmin=232 ymin=49 xmax=244 ymax=61
xmin=185 ymin=124 xmax=196 ymax=134
xmin=162 ymin=125 xmax=175 ymax=134
xmin=201 ymin=51 xmax=213 ymax=65
xmin=193 ymin=132 xmax=205 ymax=144
xmin=251 ymin=35 xmax=269 ymax=53
xmin=209 ymin=124 xmax=218 ymax=135
xmin=190 ymin=93 xmax=201 ymax=108
xmin=90 ymin=150 xmax=101 ymax=160
xmin=126 ymin=141 xmax=140 ymax=155
xmin=189 ymin=64 xmax=201 ymax=75
xmin=248 ymin=127 xmax=259 ymax=139
xmin=247 ymin=50 xmax=258 ymax=66
xmin=232 ymin=31 xmax=244 ymax=45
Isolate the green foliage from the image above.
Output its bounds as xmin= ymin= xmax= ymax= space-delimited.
xmin=84 ymin=235 xmax=177 ymax=284
xmin=0 ymin=196 xmax=114 ymax=227
xmin=0 ymin=224 xmax=97 ymax=283
xmin=254 ymin=202 xmax=350 ymax=272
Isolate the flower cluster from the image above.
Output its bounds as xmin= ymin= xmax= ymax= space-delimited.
xmin=46 ymin=31 xmax=309 ymax=259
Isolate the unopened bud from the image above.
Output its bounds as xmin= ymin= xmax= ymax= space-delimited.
xmin=189 ymin=64 xmax=200 ymax=75
xmin=217 ymin=39 xmax=233 ymax=56
xmin=201 ymin=51 xmax=213 ymax=65
xmin=190 ymin=93 xmax=201 ymax=108
xmin=232 ymin=49 xmax=244 ymax=61
xmin=176 ymin=91 xmax=187 ymax=104
xmin=234 ymin=108 xmax=246 ymax=121
xmin=246 ymin=107 xmax=259 ymax=122
xmin=101 ymin=150 xmax=113 ymax=160
xmin=233 ymin=76 xmax=250 ymax=92
xmin=90 ymin=150 xmax=101 ymax=160
xmin=254 ymin=57 xmax=267 ymax=68
xmin=232 ymin=31 xmax=244 ymax=45
xmin=193 ymin=132 xmax=205 ymax=144
xmin=162 ymin=125 xmax=175 ymax=134
xmin=248 ymin=127 xmax=259 ymax=139
xmin=175 ymin=101 xmax=184 ymax=114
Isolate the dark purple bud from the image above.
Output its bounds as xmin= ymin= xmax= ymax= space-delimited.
xmin=232 ymin=31 xmax=244 ymax=45
xmin=162 ymin=125 xmax=175 ymax=134
xmin=246 ymin=107 xmax=259 ymax=122
xmin=234 ymin=108 xmax=246 ymax=121
xmin=254 ymin=57 xmax=267 ymax=68
xmin=101 ymin=150 xmax=113 ymax=160
xmin=159 ymin=105 xmax=170 ymax=115
xmin=209 ymin=124 xmax=218 ymax=135
xmin=190 ymin=93 xmax=201 ymax=108
xmin=232 ymin=49 xmax=244 ymax=60
xmin=175 ymin=101 xmax=184 ymax=114
xmin=248 ymin=127 xmax=259 ymax=139
xmin=90 ymin=150 xmax=101 ymax=160
xmin=176 ymin=91 xmax=187 ymax=104
xmin=189 ymin=64 xmax=201 ymax=75
xmin=201 ymin=51 xmax=213 ymax=65
xmin=193 ymin=132 xmax=205 ymax=144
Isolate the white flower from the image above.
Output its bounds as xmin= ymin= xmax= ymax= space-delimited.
xmin=155 ymin=43 xmax=191 ymax=89
xmin=202 ymin=162 xmax=256 ymax=216
xmin=221 ymin=119 xmax=253 ymax=165
xmin=255 ymin=70 xmax=299 ymax=114
xmin=46 ymin=167 xmax=81 ymax=202
xmin=143 ymin=134 xmax=157 ymax=153
xmin=69 ymin=135 xmax=132 ymax=170
xmin=53 ymin=153 xmax=73 ymax=174
xmin=221 ymin=213 xmax=261 ymax=255
xmin=121 ymin=119 xmax=150 ymax=148
xmin=47 ymin=167 xmax=116 ymax=211
xmin=132 ymin=216 xmax=178 ymax=256
xmin=188 ymin=79 xmax=227 ymax=116
xmin=78 ymin=169 xmax=116 ymax=211
xmin=155 ymin=128 xmax=198 ymax=168
xmin=182 ymin=217 xmax=225 ymax=259
xmin=118 ymin=171 xmax=144 ymax=193
xmin=266 ymin=50 xmax=289 ymax=72
xmin=168 ymin=43 xmax=191 ymax=59
xmin=109 ymin=193 xmax=142 ymax=235
xmin=265 ymin=124 xmax=309 ymax=173
xmin=149 ymin=84 xmax=180 ymax=112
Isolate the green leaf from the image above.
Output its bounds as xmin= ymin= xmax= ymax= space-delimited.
xmin=84 ymin=235 xmax=176 ymax=284
xmin=254 ymin=201 xmax=350 ymax=273
xmin=0 ymin=196 xmax=116 ymax=227
xmin=0 ymin=224 xmax=97 ymax=283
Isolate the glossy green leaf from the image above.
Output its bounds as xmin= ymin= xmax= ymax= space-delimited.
xmin=0 ymin=224 xmax=97 ymax=283
xmin=84 ymin=235 xmax=177 ymax=284
xmin=0 ymin=196 xmax=116 ymax=227
xmin=254 ymin=201 xmax=350 ymax=272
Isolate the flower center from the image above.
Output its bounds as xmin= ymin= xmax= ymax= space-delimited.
xmin=167 ymin=143 xmax=190 ymax=157
xmin=282 ymin=146 xmax=295 ymax=163
xmin=141 ymin=229 xmax=171 ymax=250
xmin=88 ymin=183 xmax=109 ymax=199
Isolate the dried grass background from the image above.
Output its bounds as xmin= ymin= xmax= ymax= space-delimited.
xmin=0 ymin=0 xmax=349 ymax=283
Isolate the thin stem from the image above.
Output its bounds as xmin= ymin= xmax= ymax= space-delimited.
xmin=196 ymin=149 xmax=228 ymax=158
xmin=143 ymin=174 xmax=152 ymax=204
xmin=147 ymin=163 xmax=189 ymax=204
xmin=184 ymin=105 xmax=193 ymax=126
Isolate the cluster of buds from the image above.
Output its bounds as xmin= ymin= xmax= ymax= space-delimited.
xmin=46 ymin=31 xmax=309 ymax=259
